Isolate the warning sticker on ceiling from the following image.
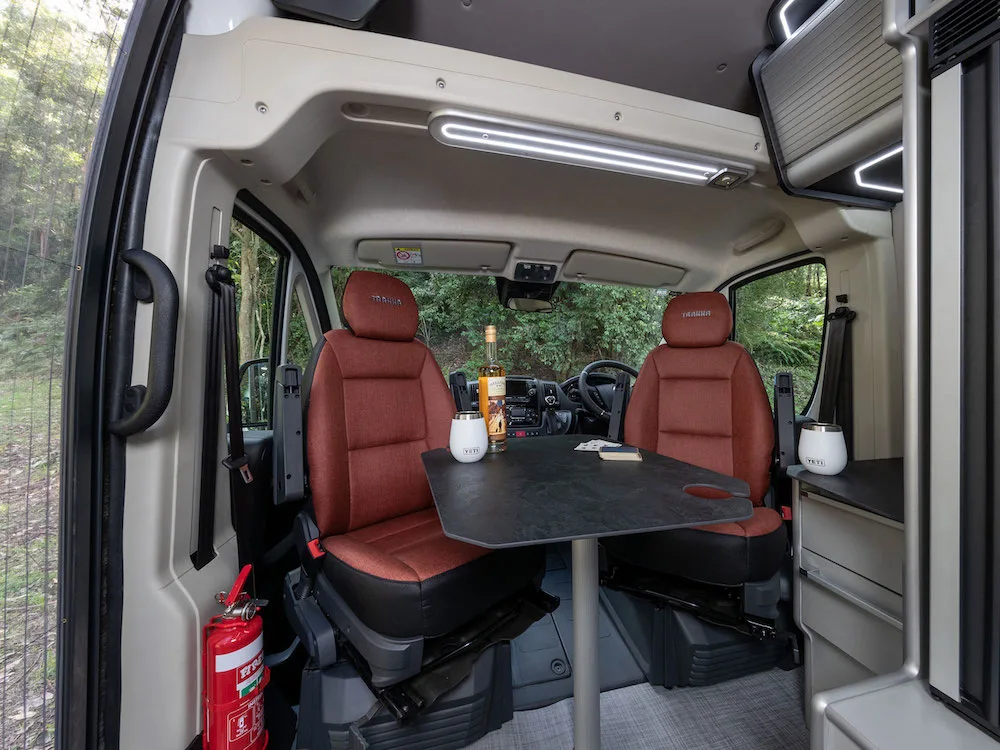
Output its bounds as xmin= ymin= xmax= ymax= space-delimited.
xmin=393 ymin=247 xmax=423 ymax=265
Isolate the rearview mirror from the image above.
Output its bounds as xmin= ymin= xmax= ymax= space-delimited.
xmin=506 ymin=298 xmax=554 ymax=313
xmin=239 ymin=357 xmax=270 ymax=428
xmin=496 ymin=277 xmax=560 ymax=313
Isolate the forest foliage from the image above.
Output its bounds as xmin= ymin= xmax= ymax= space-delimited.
xmin=733 ymin=262 xmax=828 ymax=412
xmin=238 ymin=259 xmax=824 ymax=418
xmin=0 ymin=2 xmax=132 ymax=747
xmin=329 ymin=264 xmax=828 ymax=412
xmin=0 ymin=0 xmax=131 ymax=377
xmin=331 ymin=269 xmax=667 ymax=382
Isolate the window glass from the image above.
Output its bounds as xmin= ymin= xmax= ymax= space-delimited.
xmin=229 ymin=218 xmax=280 ymax=427
xmin=732 ymin=262 xmax=828 ymax=413
xmin=285 ymin=285 xmax=315 ymax=370
xmin=229 ymin=218 xmax=280 ymax=361
xmin=0 ymin=0 xmax=134 ymax=744
xmin=331 ymin=268 xmax=667 ymax=380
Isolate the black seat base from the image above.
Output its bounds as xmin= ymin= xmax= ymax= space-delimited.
xmin=298 ymin=643 xmax=515 ymax=750
xmin=600 ymin=586 xmax=796 ymax=688
xmin=341 ymin=585 xmax=559 ymax=722
xmin=601 ymin=558 xmax=785 ymax=640
xmin=285 ymin=566 xmax=557 ymax=716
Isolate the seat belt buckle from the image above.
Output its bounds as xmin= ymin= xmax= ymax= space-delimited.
xmin=781 ymin=505 xmax=793 ymax=521
xmin=222 ymin=453 xmax=254 ymax=484
xmin=306 ymin=538 xmax=326 ymax=560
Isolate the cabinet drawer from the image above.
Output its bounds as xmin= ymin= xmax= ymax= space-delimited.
xmin=800 ymin=569 xmax=903 ymax=676
xmin=800 ymin=490 xmax=904 ymax=594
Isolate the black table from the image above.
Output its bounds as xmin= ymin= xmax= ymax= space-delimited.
xmin=422 ymin=435 xmax=754 ymax=749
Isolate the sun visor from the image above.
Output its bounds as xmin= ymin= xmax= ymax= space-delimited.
xmin=356 ymin=239 xmax=512 ymax=273
xmin=561 ymin=250 xmax=685 ymax=288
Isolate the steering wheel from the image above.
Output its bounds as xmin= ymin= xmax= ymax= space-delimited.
xmin=578 ymin=360 xmax=639 ymax=420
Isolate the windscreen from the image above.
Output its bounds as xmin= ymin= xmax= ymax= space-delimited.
xmin=332 ymin=268 xmax=668 ymax=380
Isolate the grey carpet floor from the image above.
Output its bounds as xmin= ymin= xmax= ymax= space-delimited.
xmin=469 ymin=668 xmax=808 ymax=749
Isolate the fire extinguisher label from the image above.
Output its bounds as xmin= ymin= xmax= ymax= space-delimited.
xmin=227 ymin=690 xmax=264 ymax=745
xmin=214 ymin=632 xmax=264 ymax=672
xmin=236 ymin=663 xmax=263 ymax=698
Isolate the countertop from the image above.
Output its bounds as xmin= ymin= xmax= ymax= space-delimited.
xmin=789 ymin=458 xmax=904 ymax=524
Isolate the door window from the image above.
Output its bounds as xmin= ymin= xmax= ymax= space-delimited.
xmin=0 ymin=1 xmax=134 ymax=745
xmin=285 ymin=282 xmax=316 ymax=370
xmin=732 ymin=261 xmax=828 ymax=413
xmin=229 ymin=218 xmax=280 ymax=428
xmin=229 ymin=218 xmax=319 ymax=427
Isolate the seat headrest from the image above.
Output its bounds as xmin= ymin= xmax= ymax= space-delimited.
xmin=341 ymin=270 xmax=419 ymax=342
xmin=661 ymin=292 xmax=733 ymax=348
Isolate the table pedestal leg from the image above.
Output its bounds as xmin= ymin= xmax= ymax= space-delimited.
xmin=572 ymin=537 xmax=600 ymax=750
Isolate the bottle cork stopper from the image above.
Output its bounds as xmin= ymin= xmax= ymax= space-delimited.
xmin=484 ymin=325 xmax=497 ymax=342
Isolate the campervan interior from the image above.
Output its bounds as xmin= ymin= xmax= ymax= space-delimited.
xmin=54 ymin=0 xmax=1000 ymax=748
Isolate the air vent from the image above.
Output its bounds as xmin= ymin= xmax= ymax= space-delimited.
xmin=930 ymin=0 xmax=1000 ymax=73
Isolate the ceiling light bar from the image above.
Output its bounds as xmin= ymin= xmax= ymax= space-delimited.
xmin=854 ymin=144 xmax=904 ymax=196
xmin=428 ymin=112 xmax=753 ymax=189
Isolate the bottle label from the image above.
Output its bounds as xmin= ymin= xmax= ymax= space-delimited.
xmin=479 ymin=376 xmax=506 ymax=441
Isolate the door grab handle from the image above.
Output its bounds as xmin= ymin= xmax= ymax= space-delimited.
xmin=109 ymin=249 xmax=179 ymax=436
xmin=800 ymin=567 xmax=903 ymax=630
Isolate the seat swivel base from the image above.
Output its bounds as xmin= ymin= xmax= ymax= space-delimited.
xmin=601 ymin=563 xmax=783 ymax=640
xmin=601 ymin=585 xmax=792 ymax=688
xmin=286 ymin=567 xmax=558 ymax=722
xmin=338 ymin=585 xmax=559 ymax=723
xmin=297 ymin=643 xmax=515 ymax=750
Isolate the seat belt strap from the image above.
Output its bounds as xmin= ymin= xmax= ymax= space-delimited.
xmin=194 ymin=246 xmax=257 ymax=571
xmin=818 ymin=302 xmax=856 ymax=426
xmin=192 ymin=253 xmax=226 ymax=569
xmin=216 ymin=265 xmax=252 ymax=486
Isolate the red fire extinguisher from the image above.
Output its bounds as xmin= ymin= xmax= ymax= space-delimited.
xmin=202 ymin=564 xmax=270 ymax=750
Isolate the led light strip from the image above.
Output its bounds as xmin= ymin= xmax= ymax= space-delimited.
xmin=439 ymin=122 xmax=718 ymax=182
xmin=854 ymin=144 xmax=904 ymax=196
xmin=778 ymin=0 xmax=802 ymax=40
xmin=429 ymin=113 xmax=752 ymax=189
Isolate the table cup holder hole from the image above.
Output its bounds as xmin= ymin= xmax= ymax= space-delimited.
xmin=683 ymin=484 xmax=733 ymax=500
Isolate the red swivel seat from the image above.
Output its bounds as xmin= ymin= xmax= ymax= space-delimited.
xmin=304 ymin=270 xmax=544 ymax=639
xmin=602 ymin=292 xmax=787 ymax=586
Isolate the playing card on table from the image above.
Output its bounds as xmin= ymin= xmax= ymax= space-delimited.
xmin=574 ymin=439 xmax=622 ymax=452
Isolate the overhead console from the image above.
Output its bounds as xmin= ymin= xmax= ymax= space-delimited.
xmin=752 ymin=0 xmax=903 ymax=207
xmin=562 ymin=249 xmax=685 ymax=287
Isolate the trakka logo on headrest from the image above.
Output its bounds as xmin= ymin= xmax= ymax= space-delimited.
xmin=370 ymin=295 xmax=402 ymax=306
xmin=680 ymin=310 xmax=712 ymax=318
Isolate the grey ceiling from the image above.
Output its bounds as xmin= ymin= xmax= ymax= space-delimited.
xmin=368 ymin=0 xmax=775 ymax=115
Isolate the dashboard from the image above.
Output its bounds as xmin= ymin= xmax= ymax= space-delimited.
xmin=467 ymin=376 xmax=576 ymax=438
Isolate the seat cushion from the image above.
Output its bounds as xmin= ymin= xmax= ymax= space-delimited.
xmin=603 ymin=507 xmax=787 ymax=586
xmin=321 ymin=508 xmax=545 ymax=638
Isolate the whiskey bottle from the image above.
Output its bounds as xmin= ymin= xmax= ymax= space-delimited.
xmin=478 ymin=325 xmax=507 ymax=453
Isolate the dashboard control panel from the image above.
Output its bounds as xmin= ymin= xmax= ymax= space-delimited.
xmin=505 ymin=377 xmax=540 ymax=428
xmin=467 ymin=376 xmax=572 ymax=437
